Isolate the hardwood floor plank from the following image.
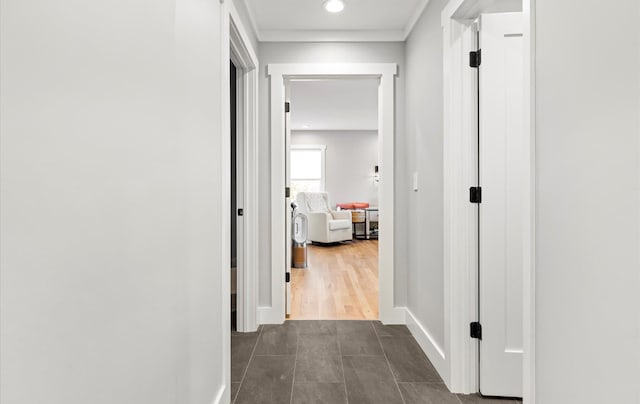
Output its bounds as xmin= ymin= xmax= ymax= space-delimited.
xmin=290 ymin=240 xmax=378 ymax=320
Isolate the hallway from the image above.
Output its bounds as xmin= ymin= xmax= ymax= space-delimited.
xmin=231 ymin=321 xmax=522 ymax=404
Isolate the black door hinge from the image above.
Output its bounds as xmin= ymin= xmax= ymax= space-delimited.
xmin=470 ymin=187 xmax=482 ymax=203
xmin=285 ymin=272 xmax=291 ymax=283
xmin=285 ymin=102 xmax=290 ymax=113
xmin=470 ymin=49 xmax=481 ymax=68
xmin=237 ymin=208 xmax=244 ymax=216
xmin=285 ymin=187 xmax=291 ymax=198
xmin=470 ymin=322 xmax=482 ymax=340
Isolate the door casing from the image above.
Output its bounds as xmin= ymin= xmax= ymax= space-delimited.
xmin=263 ymin=63 xmax=402 ymax=326
xmin=441 ymin=0 xmax=535 ymax=401
xmin=227 ymin=2 xmax=260 ymax=335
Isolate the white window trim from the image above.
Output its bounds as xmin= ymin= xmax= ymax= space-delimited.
xmin=290 ymin=144 xmax=327 ymax=192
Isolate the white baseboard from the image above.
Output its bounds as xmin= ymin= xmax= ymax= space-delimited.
xmin=257 ymin=306 xmax=285 ymax=325
xmin=405 ymin=308 xmax=449 ymax=386
xmin=211 ymin=384 xmax=227 ymax=404
xmin=380 ymin=306 xmax=408 ymax=324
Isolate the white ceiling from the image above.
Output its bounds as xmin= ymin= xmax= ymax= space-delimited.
xmin=288 ymin=78 xmax=379 ymax=131
xmin=242 ymin=0 xmax=431 ymax=42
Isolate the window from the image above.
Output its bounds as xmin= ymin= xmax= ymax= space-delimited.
xmin=290 ymin=145 xmax=326 ymax=200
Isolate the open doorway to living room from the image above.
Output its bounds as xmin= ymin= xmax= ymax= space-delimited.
xmin=286 ymin=78 xmax=380 ymax=320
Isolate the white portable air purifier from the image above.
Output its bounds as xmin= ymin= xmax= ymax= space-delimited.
xmin=292 ymin=210 xmax=308 ymax=269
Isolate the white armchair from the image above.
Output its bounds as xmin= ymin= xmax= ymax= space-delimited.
xmin=296 ymin=192 xmax=352 ymax=243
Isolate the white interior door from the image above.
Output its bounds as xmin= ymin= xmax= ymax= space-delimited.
xmin=284 ymin=99 xmax=292 ymax=317
xmin=478 ymin=12 xmax=524 ymax=398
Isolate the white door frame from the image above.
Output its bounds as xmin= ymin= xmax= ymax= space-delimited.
xmin=264 ymin=63 xmax=403 ymax=325
xmin=222 ymin=0 xmax=260 ymax=336
xmin=218 ymin=1 xmax=259 ymax=401
xmin=441 ymin=0 xmax=535 ymax=401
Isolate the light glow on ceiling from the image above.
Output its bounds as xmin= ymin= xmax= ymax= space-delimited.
xmin=323 ymin=0 xmax=345 ymax=13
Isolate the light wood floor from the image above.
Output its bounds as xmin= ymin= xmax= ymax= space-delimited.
xmin=290 ymin=239 xmax=378 ymax=320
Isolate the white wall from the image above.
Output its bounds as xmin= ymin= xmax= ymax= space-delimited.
xmin=289 ymin=79 xmax=379 ymax=131
xmin=291 ymin=132 xmax=379 ymax=206
xmin=231 ymin=0 xmax=259 ymax=53
xmin=0 ymin=0 xmax=228 ymax=403
xmin=535 ymin=0 xmax=640 ymax=402
xmin=258 ymin=42 xmax=408 ymax=308
xmin=404 ymin=0 xmax=449 ymax=363
xmin=405 ymin=1 xmax=640 ymax=400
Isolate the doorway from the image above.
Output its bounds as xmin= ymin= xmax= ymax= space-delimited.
xmin=224 ymin=5 xmax=260 ymax=404
xmin=442 ymin=0 xmax=533 ymax=399
xmin=265 ymin=63 xmax=401 ymax=325
xmin=285 ymin=78 xmax=381 ymax=320
xmin=227 ymin=8 xmax=259 ymax=334
xmin=230 ymin=60 xmax=238 ymax=331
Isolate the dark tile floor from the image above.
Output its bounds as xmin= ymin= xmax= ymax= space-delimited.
xmin=231 ymin=320 xmax=522 ymax=404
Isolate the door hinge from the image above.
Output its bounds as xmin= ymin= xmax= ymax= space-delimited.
xmin=237 ymin=208 xmax=244 ymax=216
xmin=285 ymin=102 xmax=290 ymax=113
xmin=469 ymin=49 xmax=481 ymax=68
xmin=285 ymin=187 xmax=291 ymax=198
xmin=470 ymin=322 xmax=482 ymax=340
xmin=470 ymin=187 xmax=482 ymax=203
xmin=285 ymin=272 xmax=291 ymax=283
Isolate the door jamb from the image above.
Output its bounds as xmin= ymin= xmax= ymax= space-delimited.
xmin=219 ymin=2 xmax=259 ymax=401
xmin=264 ymin=63 xmax=402 ymax=325
xmin=226 ymin=0 xmax=260 ymax=335
xmin=441 ymin=0 xmax=535 ymax=401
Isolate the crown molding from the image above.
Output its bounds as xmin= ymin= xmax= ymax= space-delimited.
xmin=239 ymin=0 xmax=262 ymax=41
xmin=241 ymin=0 xmax=431 ymax=43
xmin=291 ymin=129 xmax=378 ymax=135
xmin=403 ymin=0 xmax=431 ymax=39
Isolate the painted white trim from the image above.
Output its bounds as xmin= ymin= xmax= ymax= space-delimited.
xmin=441 ymin=13 xmax=479 ymax=395
xmin=211 ymin=384 xmax=226 ymax=404
xmin=232 ymin=60 xmax=246 ymax=333
xmin=267 ymin=71 xmax=287 ymax=324
xmin=403 ymin=0 xmax=431 ymax=39
xmin=405 ymin=308 xmax=448 ymax=381
xmin=522 ymin=1 xmax=536 ymax=403
xmin=260 ymin=29 xmax=405 ymax=43
xmin=240 ymin=0 xmax=430 ymax=42
xmin=442 ymin=0 xmax=535 ymax=399
xmin=258 ymin=306 xmax=283 ymax=325
xmin=291 ymin=129 xmax=378 ymax=135
xmin=266 ymin=63 xmax=399 ymax=325
xmin=229 ymin=3 xmax=258 ymax=69
xmin=387 ymin=306 xmax=408 ymax=325
xmin=219 ymin=4 xmax=231 ymax=404
xmin=268 ymin=63 xmax=397 ymax=78
xmin=376 ymin=68 xmax=398 ymax=325
xmin=228 ymin=1 xmax=260 ymax=334
xmin=236 ymin=0 xmax=262 ymax=42
xmin=290 ymin=144 xmax=327 ymax=151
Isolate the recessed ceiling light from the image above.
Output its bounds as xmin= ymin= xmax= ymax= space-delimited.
xmin=323 ymin=0 xmax=345 ymax=13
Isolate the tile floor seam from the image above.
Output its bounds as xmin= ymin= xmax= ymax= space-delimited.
xmin=288 ymin=324 xmax=299 ymax=404
xmin=336 ymin=322 xmax=350 ymax=404
xmin=233 ymin=325 xmax=263 ymax=404
xmin=379 ymin=334 xmax=442 ymax=378
xmin=371 ymin=321 xmax=407 ymax=404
